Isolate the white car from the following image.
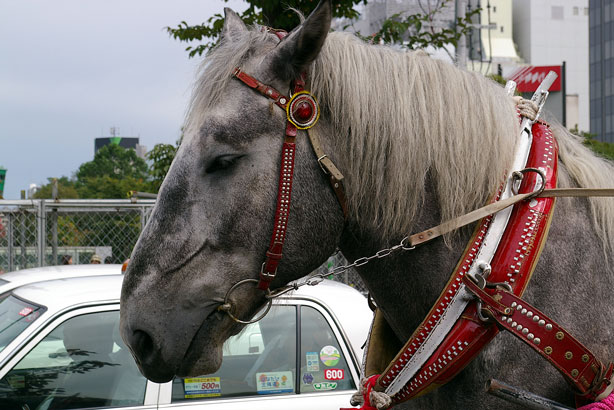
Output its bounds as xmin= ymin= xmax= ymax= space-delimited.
xmin=0 ymin=273 xmax=372 ymax=410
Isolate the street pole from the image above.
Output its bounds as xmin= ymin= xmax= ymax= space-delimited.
xmin=456 ymin=0 xmax=468 ymax=68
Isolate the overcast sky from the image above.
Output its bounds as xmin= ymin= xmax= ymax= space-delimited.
xmin=0 ymin=0 xmax=248 ymax=199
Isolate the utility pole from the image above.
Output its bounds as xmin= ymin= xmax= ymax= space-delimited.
xmin=456 ymin=0 xmax=468 ymax=68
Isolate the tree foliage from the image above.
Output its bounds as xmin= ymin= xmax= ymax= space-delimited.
xmin=147 ymin=143 xmax=178 ymax=192
xmin=166 ymin=0 xmax=366 ymax=57
xmin=76 ymin=144 xmax=149 ymax=181
xmin=364 ymin=2 xmax=480 ymax=51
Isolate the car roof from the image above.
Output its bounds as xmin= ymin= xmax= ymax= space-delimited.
xmin=9 ymin=274 xmax=372 ymax=358
xmin=0 ymin=264 xmax=123 ymax=292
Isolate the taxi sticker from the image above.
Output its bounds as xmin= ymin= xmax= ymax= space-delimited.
xmin=306 ymin=351 xmax=320 ymax=372
xmin=184 ymin=377 xmax=222 ymax=398
xmin=314 ymin=382 xmax=338 ymax=391
xmin=324 ymin=368 xmax=344 ymax=380
xmin=256 ymin=371 xmax=294 ymax=394
xmin=302 ymin=372 xmax=314 ymax=385
xmin=320 ymin=345 xmax=340 ymax=367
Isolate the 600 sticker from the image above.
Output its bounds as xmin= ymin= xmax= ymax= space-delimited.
xmin=324 ymin=369 xmax=344 ymax=380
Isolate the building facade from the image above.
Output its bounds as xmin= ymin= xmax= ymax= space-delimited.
xmin=590 ymin=0 xmax=614 ymax=142
xmin=513 ymin=0 xmax=589 ymax=132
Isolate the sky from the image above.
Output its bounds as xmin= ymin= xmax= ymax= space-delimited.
xmin=0 ymin=0 xmax=248 ymax=199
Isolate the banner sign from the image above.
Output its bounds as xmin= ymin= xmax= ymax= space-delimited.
xmin=508 ymin=65 xmax=562 ymax=93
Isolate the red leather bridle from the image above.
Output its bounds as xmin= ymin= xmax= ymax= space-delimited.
xmin=232 ymin=30 xmax=342 ymax=291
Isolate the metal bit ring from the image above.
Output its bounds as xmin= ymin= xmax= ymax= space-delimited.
xmin=218 ymin=279 xmax=273 ymax=324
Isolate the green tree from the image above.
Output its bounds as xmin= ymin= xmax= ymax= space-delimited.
xmin=77 ymin=144 xmax=148 ymax=181
xmin=166 ymin=0 xmax=366 ymax=57
xmin=148 ymin=143 xmax=178 ymax=192
xmin=33 ymin=177 xmax=79 ymax=199
xmin=167 ymin=0 xmax=477 ymax=59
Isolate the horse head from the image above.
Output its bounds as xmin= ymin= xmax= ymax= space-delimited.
xmin=120 ymin=0 xmax=344 ymax=383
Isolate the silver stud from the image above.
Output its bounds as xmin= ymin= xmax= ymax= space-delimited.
xmin=507 ymin=318 xmax=513 ymax=324
xmin=511 ymin=302 xmax=517 ymax=308
xmin=527 ymin=311 xmax=533 ymax=318
xmin=516 ymin=304 xmax=523 ymax=311
xmin=533 ymin=315 xmax=540 ymax=322
xmin=527 ymin=333 xmax=534 ymax=340
xmin=545 ymin=324 xmax=553 ymax=331
xmin=522 ymin=328 xmax=529 ymax=335
xmin=516 ymin=325 xmax=523 ymax=331
xmin=280 ymin=98 xmax=287 ymax=104
xmin=502 ymin=316 xmax=507 ymax=321
xmin=538 ymin=320 xmax=545 ymax=327
xmin=512 ymin=321 xmax=517 ymax=327
xmin=521 ymin=308 xmax=527 ymax=315
xmin=534 ymin=338 xmax=541 ymax=345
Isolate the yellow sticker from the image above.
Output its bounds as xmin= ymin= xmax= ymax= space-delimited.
xmin=184 ymin=377 xmax=221 ymax=398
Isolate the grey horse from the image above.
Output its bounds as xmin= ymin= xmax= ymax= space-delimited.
xmin=121 ymin=1 xmax=614 ymax=408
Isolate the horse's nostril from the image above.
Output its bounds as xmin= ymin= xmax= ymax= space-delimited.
xmin=132 ymin=329 xmax=154 ymax=361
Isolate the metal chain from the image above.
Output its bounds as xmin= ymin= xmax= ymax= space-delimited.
xmin=265 ymin=236 xmax=415 ymax=299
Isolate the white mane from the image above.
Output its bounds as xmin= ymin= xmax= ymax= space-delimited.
xmin=311 ymin=32 xmax=518 ymax=238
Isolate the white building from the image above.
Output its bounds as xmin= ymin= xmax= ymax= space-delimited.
xmin=512 ymin=0 xmax=589 ymax=131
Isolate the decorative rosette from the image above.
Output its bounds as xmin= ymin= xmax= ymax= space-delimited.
xmin=286 ymin=91 xmax=320 ymax=129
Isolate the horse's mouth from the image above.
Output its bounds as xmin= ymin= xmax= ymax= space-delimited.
xmin=176 ymin=305 xmax=235 ymax=377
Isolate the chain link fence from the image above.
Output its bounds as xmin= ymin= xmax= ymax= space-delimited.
xmin=0 ymin=198 xmax=366 ymax=293
xmin=0 ymin=199 xmax=155 ymax=272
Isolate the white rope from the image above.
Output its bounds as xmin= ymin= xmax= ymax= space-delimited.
xmin=514 ymin=96 xmax=539 ymax=121
xmin=351 ymin=377 xmax=393 ymax=409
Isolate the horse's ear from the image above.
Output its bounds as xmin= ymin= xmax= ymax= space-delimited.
xmin=269 ymin=0 xmax=331 ymax=82
xmin=221 ymin=8 xmax=247 ymax=40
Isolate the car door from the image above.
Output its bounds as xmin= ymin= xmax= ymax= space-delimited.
xmin=0 ymin=304 xmax=156 ymax=410
xmin=157 ymin=299 xmax=360 ymax=410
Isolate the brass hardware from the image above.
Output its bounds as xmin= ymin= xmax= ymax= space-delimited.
xmin=582 ymin=354 xmax=590 ymax=363
xmin=504 ymin=307 xmax=512 ymax=315
xmin=571 ymin=369 xmax=579 ymax=378
xmin=565 ymin=351 xmax=573 ymax=360
xmin=555 ymin=331 xmax=564 ymax=340
xmin=544 ymin=346 xmax=553 ymax=355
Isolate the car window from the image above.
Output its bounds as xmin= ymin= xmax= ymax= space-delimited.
xmin=172 ymin=305 xmax=297 ymax=402
xmin=0 ymin=294 xmax=46 ymax=353
xmin=0 ymin=310 xmax=148 ymax=410
xmin=299 ymin=305 xmax=356 ymax=393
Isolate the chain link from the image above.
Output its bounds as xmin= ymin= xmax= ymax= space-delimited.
xmin=266 ymin=236 xmax=415 ymax=299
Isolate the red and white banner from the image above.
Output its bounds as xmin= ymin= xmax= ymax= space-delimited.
xmin=507 ymin=65 xmax=562 ymax=93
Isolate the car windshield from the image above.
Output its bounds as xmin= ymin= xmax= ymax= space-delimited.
xmin=0 ymin=294 xmax=46 ymax=353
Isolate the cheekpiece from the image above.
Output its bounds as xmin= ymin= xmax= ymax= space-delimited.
xmin=286 ymin=91 xmax=320 ymax=129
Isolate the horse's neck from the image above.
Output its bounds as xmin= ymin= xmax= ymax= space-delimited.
xmin=339 ymin=191 xmax=473 ymax=342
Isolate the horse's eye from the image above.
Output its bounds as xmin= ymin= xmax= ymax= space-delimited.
xmin=205 ymin=155 xmax=244 ymax=174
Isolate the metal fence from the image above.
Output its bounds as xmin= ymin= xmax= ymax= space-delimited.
xmin=0 ymin=199 xmax=155 ymax=272
xmin=0 ymin=198 xmax=366 ymax=293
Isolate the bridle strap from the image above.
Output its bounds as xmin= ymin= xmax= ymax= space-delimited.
xmin=233 ymin=66 xmax=346 ymax=290
xmin=307 ymin=127 xmax=348 ymax=217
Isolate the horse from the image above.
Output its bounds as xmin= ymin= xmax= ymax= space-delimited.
xmin=120 ymin=1 xmax=614 ymax=408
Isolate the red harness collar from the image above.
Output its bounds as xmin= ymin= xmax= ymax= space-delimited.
xmin=357 ymin=122 xmax=613 ymax=409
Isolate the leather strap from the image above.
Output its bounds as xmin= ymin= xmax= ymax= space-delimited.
xmin=409 ymin=188 xmax=614 ymax=247
xmin=307 ymin=128 xmax=348 ymax=217
xmin=464 ymin=274 xmax=614 ymax=402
